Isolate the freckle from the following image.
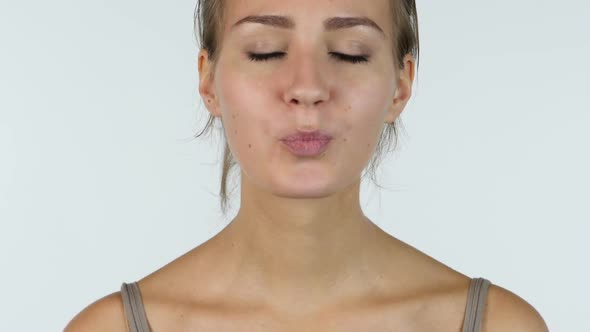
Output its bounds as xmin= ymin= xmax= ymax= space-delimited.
xmin=248 ymin=144 xmax=252 ymax=148
xmin=343 ymin=138 xmax=347 ymax=142
xmin=234 ymin=130 xmax=237 ymax=135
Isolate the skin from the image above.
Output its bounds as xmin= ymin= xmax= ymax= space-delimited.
xmin=195 ymin=0 xmax=418 ymax=317
xmin=64 ymin=0 xmax=549 ymax=331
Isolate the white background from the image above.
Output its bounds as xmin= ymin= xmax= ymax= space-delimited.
xmin=1 ymin=1 xmax=588 ymax=331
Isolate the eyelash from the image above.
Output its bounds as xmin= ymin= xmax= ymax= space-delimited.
xmin=247 ymin=52 xmax=369 ymax=64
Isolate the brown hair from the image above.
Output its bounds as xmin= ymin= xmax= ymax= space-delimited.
xmin=193 ymin=0 xmax=419 ymax=216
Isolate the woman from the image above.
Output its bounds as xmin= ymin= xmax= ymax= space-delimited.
xmin=65 ymin=0 xmax=548 ymax=331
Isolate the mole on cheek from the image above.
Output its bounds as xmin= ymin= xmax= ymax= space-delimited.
xmin=248 ymin=144 xmax=252 ymax=148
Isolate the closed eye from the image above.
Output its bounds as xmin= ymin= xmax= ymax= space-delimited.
xmin=247 ymin=52 xmax=369 ymax=64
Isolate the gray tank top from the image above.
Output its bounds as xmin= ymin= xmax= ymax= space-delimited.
xmin=121 ymin=277 xmax=492 ymax=332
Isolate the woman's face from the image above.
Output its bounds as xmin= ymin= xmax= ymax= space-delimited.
xmin=199 ymin=0 xmax=412 ymax=198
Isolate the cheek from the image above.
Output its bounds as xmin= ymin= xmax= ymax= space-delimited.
xmin=215 ymin=70 xmax=275 ymax=165
xmin=341 ymin=82 xmax=394 ymax=156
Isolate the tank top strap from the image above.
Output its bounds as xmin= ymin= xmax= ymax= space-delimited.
xmin=120 ymin=282 xmax=151 ymax=332
xmin=462 ymin=277 xmax=492 ymax=332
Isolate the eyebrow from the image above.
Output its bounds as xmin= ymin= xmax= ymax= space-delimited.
xmin=231 ymin=15 xmax=385 ymax=37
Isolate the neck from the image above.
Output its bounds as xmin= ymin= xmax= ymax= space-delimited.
xmin=212 ymin=175 xmax=392 ymax=313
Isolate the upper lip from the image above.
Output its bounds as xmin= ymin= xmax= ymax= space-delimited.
xmin=281 ymin=130 xmax=333 ymax=142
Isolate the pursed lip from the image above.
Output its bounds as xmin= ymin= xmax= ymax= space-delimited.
xmin=280 ymin=130 xmax=333 ymax=142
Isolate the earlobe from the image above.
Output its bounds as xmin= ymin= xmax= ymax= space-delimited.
xmin=202 ymin=93 xmax=221 ymax=118
xmin=385 ymin=103 xmax=402 ymax=124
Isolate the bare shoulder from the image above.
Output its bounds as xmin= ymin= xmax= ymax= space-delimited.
xmin=483 ymin=283 xmax=549 ymax=332
xmin=64 ymin=290 xmax=128 ymax=332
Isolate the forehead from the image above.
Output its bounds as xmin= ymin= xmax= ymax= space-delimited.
xmin=221 ymin=0 xmax=393 ymax=37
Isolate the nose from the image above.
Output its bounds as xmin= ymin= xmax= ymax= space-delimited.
xmin=282 ymin=50 xmax=330 ymax=108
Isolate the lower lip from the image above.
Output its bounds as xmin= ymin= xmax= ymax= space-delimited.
xmin=281 ymin=138 xmax=332 ymax=157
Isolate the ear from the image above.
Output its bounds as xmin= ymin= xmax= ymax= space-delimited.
xmin=385 ymin=54 xmax=415 ymax=124
xmin=198 ymin=49 xmax=221 ymax=117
